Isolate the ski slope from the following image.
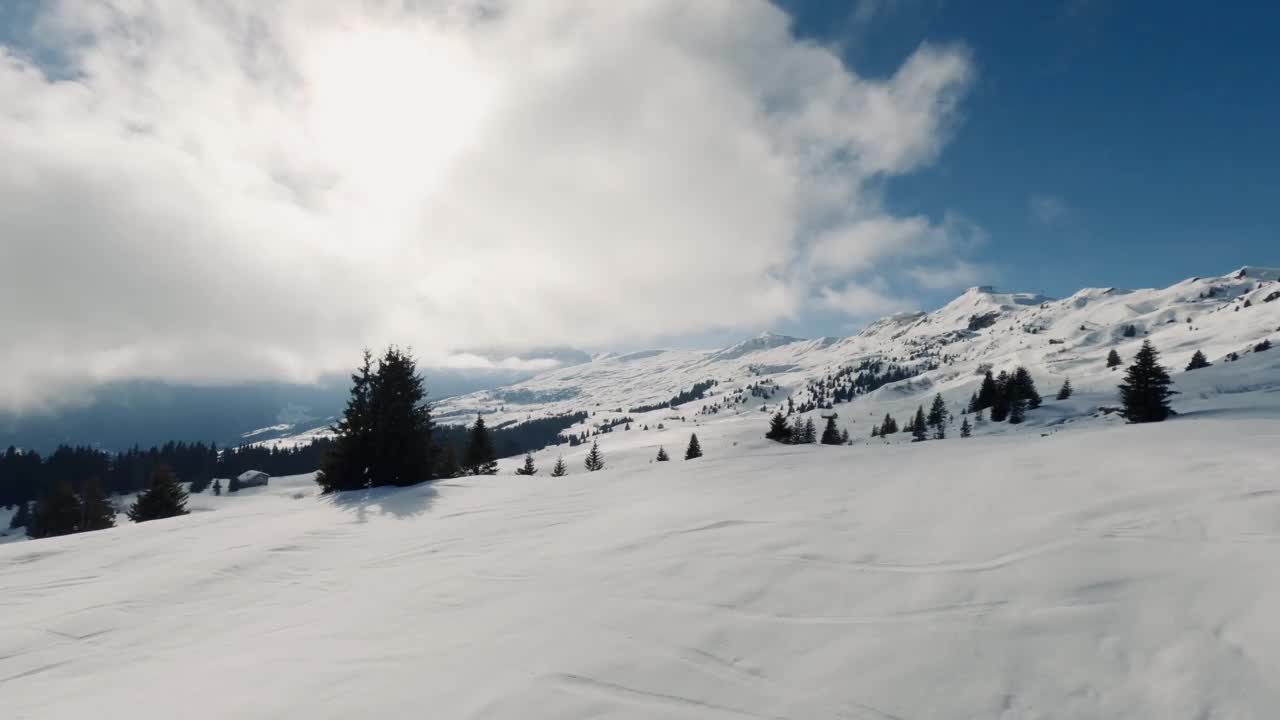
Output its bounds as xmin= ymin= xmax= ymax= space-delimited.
xmin=5 ymin=409 xmax=1280 ymax=718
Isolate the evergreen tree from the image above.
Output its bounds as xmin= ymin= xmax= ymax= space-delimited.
xmin=1118 ymin=340 xmax=1175 ymax=423
xmin=911 ymin=406 xmax=928 ymax=442
xmin=127 ymin=465 xmax=189 ymax=523
xmin=9 ymin=500 xmax=31 ymax=530
xmin=1122 ymin=324 xmax=1138 ymax=338
xmin=368 ymin=347 xmax=435 ymax=486
xmin=655 ymin=446 xmax=670 ymax=462
xmin=514 ymin=452 xmax=537 ymax=476
xmin=464 ymin=416 xmax=498 ymax=475
xmin=881 ymin=413 xmax=898 ymax=434
xmin=584 ymin=441 xmax=605 ymax=472
xmin=1056 ymin=378 xmax=1073 ymax=400
xmin=840 ymin=428 xmax=851 ymax=444
xmin=1008 ymin=394 xmax=1027 ymax=424
xmin=926 ymin=394 xmax=948 ymax=438
xmin=318 ymin=348 xmax=434 ymax=492
xmin=436 ymin=444 xmax=461 ymax=479
xmin=212 ymin=479 xmax=222 ymax=496
xmin=1106 ymin=348 xmax=1123 ymax=368
xmin=765 ymin=411 xmax=791 ymax=443
xmin=550 ymin=456 xmax=568 ymax=477
xmin=990 ymin=371 xmax=1012 ymax=422
xmin=976 ymin=371 xmax=998 ymax=410
xmin=960 ymin=416 xmax=972 ymax=438
xmin=29 ymin=480 xmax=81 ymax=538
xmin=317 ymin=351 xmax=375 ymax=493
xmin=1185 ymin=350 xmax=1211 ymax=371
xmin=684 ymin=434 xmax=703 ymax=460
xmin=802 ymin=418 xmax=817 ymax=444
xmin=79 ymin=477 xmax=115 ymax=532
xmin=820 ymin=416 xmax=842 ymax=445
xmin=967 ymin=392 xmax=979 ymax=414
xmin=1011 ymin=367 xmax=1042 ymax=409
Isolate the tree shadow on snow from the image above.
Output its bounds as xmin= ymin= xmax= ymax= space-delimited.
xmin=325 ymin=482 xmax=438 ymax=523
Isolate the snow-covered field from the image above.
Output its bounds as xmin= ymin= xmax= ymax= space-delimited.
xmin=5 ymin=404 xmax=1280 ymax=718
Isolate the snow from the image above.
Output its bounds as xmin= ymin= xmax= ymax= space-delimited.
xmin=5 ymin=402 xmax=1280 ymax=718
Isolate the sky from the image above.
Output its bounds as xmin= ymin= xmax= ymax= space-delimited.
xmin=0 ymin=0 xmax=1276 ymax=412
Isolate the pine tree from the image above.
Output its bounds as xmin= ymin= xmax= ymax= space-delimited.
xmin=367 ymin=347 xmax=435 ymax=486
xmin=1008 ymin=395 xmax=1027 ymax=424
xmin=1056 ymin=378 xmax=1073 ymax=400
xmin=1119 ymin=340 xmax=1175 ymax=423
xmin=990 ymin=371 xmax=1011 ymax=422
xmin=656 ymin=446 xmax=670 ymax=462
xmin=436 ymin=444 xmax=461 ymax=479
xmin=464 ymin=416 xmax=498 ymax=475
xmin=584 ymin=441 xmax=605 ymax=472
xmin=684 ymin=434 xmax=703 ymax=460
xmin=318 ymin=350 xmax=375 ymax=493
xmin=926 ymin=394 xmax=948 ymax=438
xmin=820 ymin=416 xmax=842 ymax=445
xmin=9 ymin=500 xmax=31 ymax=530
xmin=802 ymin=418 xmax=817 ymax=444
xmin=1011 ymin=367 xmax=1042 ymax=409
xmin=960 ymin=416 xmax=972 ymax=438
xmin=1185 ymin=350 xmax=1211 ymax=371
xmin=1122 ymin=324 xmax=1138 ymax=338
xmin=550 ymin=456 xmax=568 ymax=477
xmin=212 ymin=478 xmax=222 ymax=496
xmin=976 ymin=371 xmax=998 ymax=410
xmin=514 ymin=452 xmax=537 ymax=476
xmin=765 ymin=411 xmax=791 ymax=443
xmin=79 ymin=477 xmax=116 ymax=532
xmin=127 ymin=465 xmax=189 ymax=523
xmin=1106 ymin=348 xmax=1123 ymax=368
xmin=911 ymin=406 xmax=928 ymax=442
xmin=29 ymin=480 xmax=81 ymax=538
xmin=881 ymin=413 xmax=898 ymax=434
xmin=840 ymin=428 xmax=850 ymax=444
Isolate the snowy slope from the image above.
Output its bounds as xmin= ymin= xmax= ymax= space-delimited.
xmin=5 ymin=409 xmax=1280 ymax=718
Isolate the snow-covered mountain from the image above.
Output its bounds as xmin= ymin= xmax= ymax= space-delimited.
xmin=396 ymin=266 xmax=1280 ymax=446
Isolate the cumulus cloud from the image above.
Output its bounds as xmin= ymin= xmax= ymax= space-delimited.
xmin=0 ymin=0 xmax=976 ymax=411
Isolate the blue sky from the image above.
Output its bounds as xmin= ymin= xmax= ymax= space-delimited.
xmin=779 ymin=0 xmax=1279 ymax=305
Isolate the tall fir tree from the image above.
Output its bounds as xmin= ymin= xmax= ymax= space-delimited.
xmin=1056 ymin=378 xmax=1073 ymax=400
xmin=990 ymin=371 xmax=1012 ymax=422
xmin=127 ymin=465 xmax=190 ymax=523
xmin=317 ymin=350 xmax=375 ymax=493
xmin=464 ymin=416 xmax=498 ymax=475
xmin=79 ymin=476 xmax=116 ymax=532
xmin=880 ymin=413 xmax=898 ymax=434
xmin=584 ymin=441 xmax=605 ymax=472
xmin=368 ymin=347 xmax=435 ymax=486
xmin=1008 ymin=394 xmax=1027 ymax=424
xmin=911 ymin=406 xmax=928 ymax=442
xmin=802 ymin=417 xmax=817 ymax=444
xmin=1185 ymin=350 xmax=1211 ymax=371
xmin=514 ymin=452 xmax=537 ymax=476
xmin=655 ymin=446 xmax=670 ymax=462
xmin=550 ymin=456 xmax=568 ymax=477
xmin=976 ymin=370 xmax=998 ymax=410
xmin=684 ymin=433 xmax=703 ymax=460
xmin=765 ymin=411 xmax=791 ymax=443
xmin=820 ymin=416 xmax=842 ymax=445
xmin=1118 ymin=340 xmax=1175 ymax=423
xmin=1106 ymin=348 xmax=1123 ymax=368
xmin=960 ymin=416 xmax=972 ymax=438
xmin=926 ymin=393 xmax=948 ymax=439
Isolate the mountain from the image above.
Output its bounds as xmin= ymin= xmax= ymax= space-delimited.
xmin=405 ymin=266 xmax=1280 ymax=441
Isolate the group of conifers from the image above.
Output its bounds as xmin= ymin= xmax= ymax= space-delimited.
xmin=7 ymin=339 xmax=1192 ymax=541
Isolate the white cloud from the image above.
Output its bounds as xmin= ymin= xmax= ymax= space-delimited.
xmin=1029 ymin=193 xmax=1070 ymax=225
xmin=0 ymin=0 xmax=976 ymax=411
xmin=906 ymin=260 xmax=988 ymax=290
